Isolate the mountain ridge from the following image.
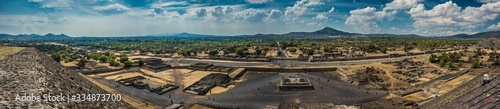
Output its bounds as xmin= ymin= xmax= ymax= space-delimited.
xmin=1 ymin=27 xmax=499 ymax=40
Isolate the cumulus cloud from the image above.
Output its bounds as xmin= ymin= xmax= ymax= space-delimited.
xmin=150 ymin=1 xmax=189 ymax=8
xmin=267 ymin=9 xmax=283 ymax=19
xmin=233 ymin=8 xmax=268 ymax=22
xmin=93 ymin=3 xmax=130 ymax=12
xmin=408 ymin=1 xmax=500 ymax=35
xmin=28 ymin=0 xmax=72 ymax=8
xmin=313 ymin=13 xmax=328 ymax=19
xmin=195 ymin=8 xmax=208 ymax=18
xmin=477 ymin=0 xmax=500 ymax=3
xmin=245 ymin=0 xmax=273 ymax=4
xmin=345 ymin=0 xmax=421 ymax=33
xmin=313 ymin=7 xmax=335 ymax=20
xmin=345 ymin=7 xmax=397 ymax=32
xmin=328 ymin=7 xmax=335 ymax=13
xmin=383 ymin=0 xmax=423 ymax=10
xmin=488 ymin=22 xmax=500 ymax=30
xmin=285 ymin=0 xmax=325 ymax=22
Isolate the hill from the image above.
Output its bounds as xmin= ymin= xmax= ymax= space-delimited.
xmin=0 ymin=33 xmax=71 ymax=40
xmin=450 ymin=31 xmax=500 ymax=38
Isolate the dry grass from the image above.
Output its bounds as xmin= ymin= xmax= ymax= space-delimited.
xmin=403 ymin=91 xmax=430 ymax=102
xmin=437 ymin=73 xmax=477 ymax=94
xmin=205 ymin=85 xmax=235 ymax=96
xmin=104 ymin=72 xmax=143 ymax=80
xmin=140 ymin=69 xmax=175 ymax=82
xmin=180 ymin=70 xmax=217 ymax=87
xmin=0 ymin=46 xmax=24 ymax=60
xmin=87 ymin=71 xmax=122 ymax=78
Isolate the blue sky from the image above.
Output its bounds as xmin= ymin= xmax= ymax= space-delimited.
xmin=0 ymin=0 xmax=499 ymax=37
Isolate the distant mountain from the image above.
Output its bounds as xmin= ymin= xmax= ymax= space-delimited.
xmin=450 ymin=31 xmax=500 ymax=38
xmin=149 ymin=32 xmax=225 ymax=37
xmin=3 ymin=27 xmax=500 ymax=41
xmin=0 ymin=33 xmax=71 ymax=41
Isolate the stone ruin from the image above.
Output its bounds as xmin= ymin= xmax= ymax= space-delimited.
xmin=116 ymin=76 xmax=179 ymax=95
xmin=350 ymin=67 xmax=383 ymax=86
xmin=0 ymin=48 xmax=133 ymax=108
xmin=183 ymin=73 xmax=231 ymax=95
xmin=142 ymin=58 xmax=172 ymax=72
xmin=189 ymin=63 xmax=214 ymax=71
xmin=188 ymin=63 xmax=235 ymax=73
xmin=278 ymin=77 xmax=314 ymax=91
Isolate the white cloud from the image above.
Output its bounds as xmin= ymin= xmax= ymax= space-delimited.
xmin=344 ymin=0 xmax=422 ymax=33
xmin=93 ymin=3 xmax=130 ymax=12
xmin=345 ymin=7 xmax=397 ymax=32
xmin=245 ymin=0 xmax=273 ymax=4
xmin=408 ymin=1 xmax=500 ymax=35
xmin=313 ymin=13 xmax=328 ymax=19
xmin=477 ymin=0 xmax=500 ymax=3
xmin=195 ymin=8 xmax=208 ymax=18
xmin=150 ymin=1 xmax=189 ymax=8
xmin=328 ymin=7 xmax=335 ymax=13
xmin=383 ymin=0 xmax=424 ymax=10
xmin=285 ymin=0 xmax=325 ymax=22
xmin=267 ymin=9 xmax=283 ymax=19
xmin=233 ymin=8 xmax=268 ymax=22
xmin=488 ymin=22 xmax=500 ymax=30
xmin=29 ymin=0 xmax=72 ymax=8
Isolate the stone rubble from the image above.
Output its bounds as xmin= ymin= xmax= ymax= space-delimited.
xmin=0 ymin=48 xmax=134 ymax=108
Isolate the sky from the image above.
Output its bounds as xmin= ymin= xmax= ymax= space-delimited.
xmin=0 ymin=0 xmax=499 ymax=37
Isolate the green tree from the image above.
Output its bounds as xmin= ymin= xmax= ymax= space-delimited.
xmin=289 ymin=47 xmax=297 ymax=53
xmin=109 ymin=60 xmax=119 ymax=66
xmin=51 ymin=52 xmax=62 ymax=62
xmin=138 ymin=59 xmax=144 ymax=66
xmin=236 ymin=47 xmax=246 ymax=56
xmin=458 ymin=62 xmax=463 ymax=67
xmin=64 ymin=56 xmax=70 ymax=63
xmin=429 ymin=54 xmax=436 ymax=63
xmin=447 ymin=62 xmax=454 ymax=68
xmin=380 ymin=47 xmax=388 ymax=54
xmin=124 ymin=61 xmax=133 ymax=67
xmin=439 ymin=58 xmax=446 ymax=67
xmin=99 ymin=55 xmax=109 ymax=63
xmin=208 ymin=50 xmax=219 ymax=56
xmin=77 ymin=57 xmax=87 ymax=67
xmin=255 ymin=49 xmax=262 ymax=56
xmin=305 ymin=49 xmax=315 ymax=56
xmin=472 ymin=58 xmax=480 ymax=68
xmin=119 ymin=56 xmax=129 ymax=63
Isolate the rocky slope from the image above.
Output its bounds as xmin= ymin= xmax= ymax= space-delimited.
xmin=0 ymin=48 xmax=134 ymax=108
xmin=478 ymin=38 xmax=500 ymax=49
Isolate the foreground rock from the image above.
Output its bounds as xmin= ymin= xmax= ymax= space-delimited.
xmin=0 ymin=48 xmax=134 ymax=108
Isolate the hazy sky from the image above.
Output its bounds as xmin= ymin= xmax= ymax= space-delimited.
xmin=0 ymin=0 xmax=500 ymax=37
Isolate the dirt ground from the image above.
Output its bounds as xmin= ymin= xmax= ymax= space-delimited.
xmin=180 ymin=70 xmax=220 ymax=88
xmin=205 ymin=85 xmax=235 ymax=96
xmin=0 ymin=46 xmax=24 ymax=60
xmin=140 ymin=69 xmax=175 ymax=82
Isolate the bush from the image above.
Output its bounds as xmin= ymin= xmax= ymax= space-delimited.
xmin=124 ymin=61 xmax=133 ymax=67
xmin=51 ymin=52 xmax=62 ymax=62
xmin=99 ymin=55 xmax=108 ymax=63
xmin=138 ymin=59 xmax=144 ymax=66
xmin=289 ymin=47 xmax=297 ymax=53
